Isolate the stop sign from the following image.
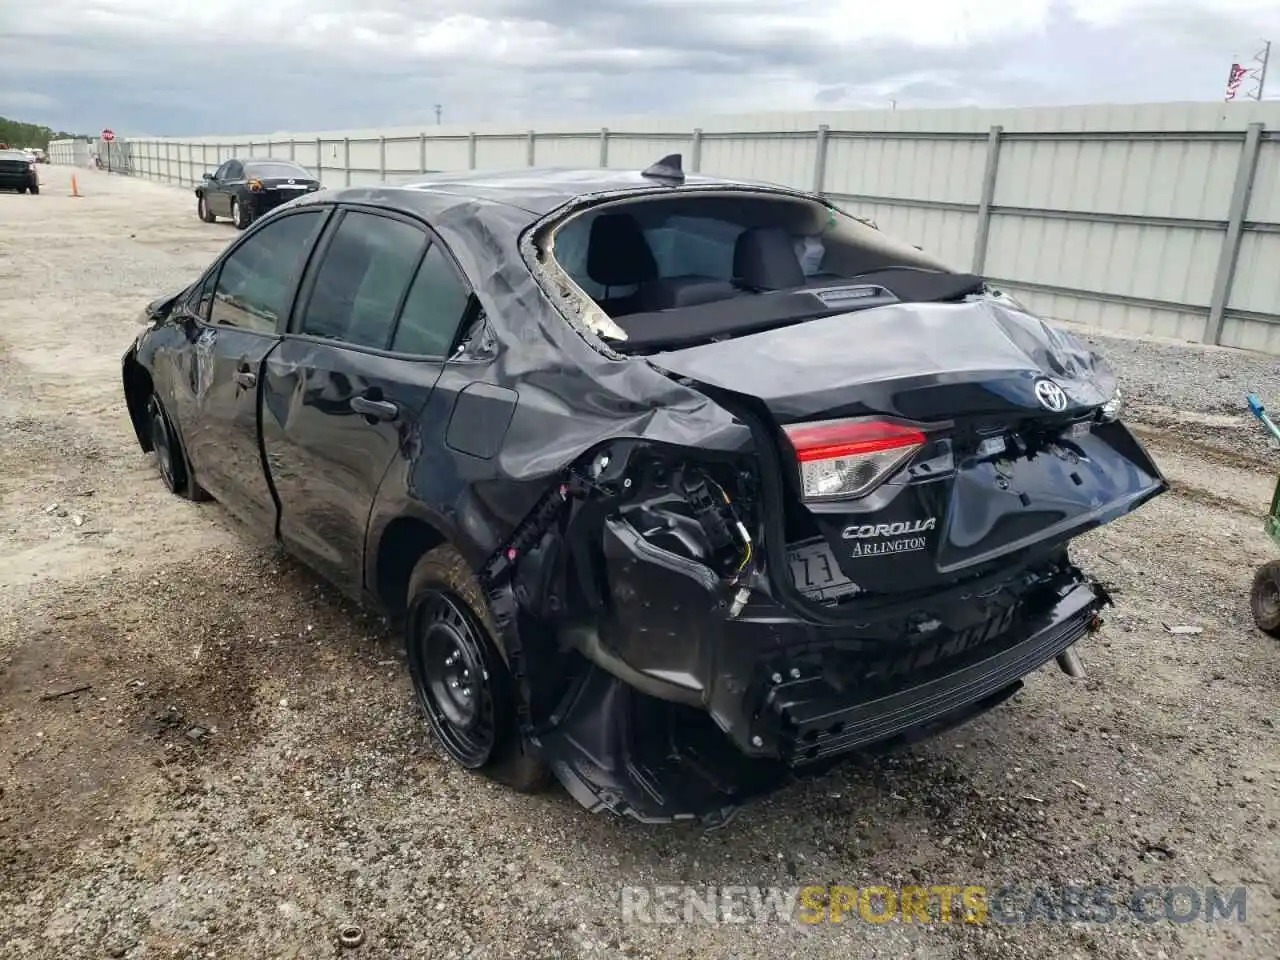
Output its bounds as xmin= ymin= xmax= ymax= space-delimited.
xmin=101 ymin=129 xmax=115 ymax=142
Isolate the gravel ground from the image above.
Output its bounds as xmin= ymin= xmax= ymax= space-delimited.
xmin=2 ymin=166 xmax=1279 ymax=960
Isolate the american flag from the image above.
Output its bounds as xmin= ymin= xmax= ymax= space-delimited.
xmin=1224 ymin=62 xmax=1250 ymax=100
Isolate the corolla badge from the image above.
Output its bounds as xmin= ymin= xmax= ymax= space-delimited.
xmin=1034 ymin=377 xmax=1069 ymax=412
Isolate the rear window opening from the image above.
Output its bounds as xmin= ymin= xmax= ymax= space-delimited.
xmin=542 ymin=191 xmax=985 ymax=352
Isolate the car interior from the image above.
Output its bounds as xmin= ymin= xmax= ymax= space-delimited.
xmin=547 ymin=193 xmax=986 ymax=349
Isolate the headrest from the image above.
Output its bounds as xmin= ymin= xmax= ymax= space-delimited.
xmin=586 ymin=213 xmax=658 ymax=287
xmin=732 ymin=226 xmax=805 ymax=291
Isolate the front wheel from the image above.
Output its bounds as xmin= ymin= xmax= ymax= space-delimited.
xmin=405 ymin=545 xmax=550 ymax=793
xmin=147 ymin=394 xmax=210 ymax=502
xmin=1251 ymin=560 xmax=1280 ymax=637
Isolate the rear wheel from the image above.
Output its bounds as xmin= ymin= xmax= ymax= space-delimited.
xmin=1251 ymin=560 xmax=1280 ymax=637
xmin=197 ymin=193 xmax=215 ymax=222
xmin=147 ymin=394 xmax=210 ymax=502
xmin=405 ymin=545 xmax=550 ymax=793
xmin=17 ymin=185 xmax=26 ymax=194
xmin=28 ymin=183 xmax=38 ymax=195
xmin=231 ymin=197 xmax=250 ymax=230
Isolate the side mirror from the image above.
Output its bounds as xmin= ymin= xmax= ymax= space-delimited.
xmin=202 ymin=172 xmax=214 ymax=181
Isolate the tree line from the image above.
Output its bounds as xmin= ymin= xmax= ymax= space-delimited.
xmin=0 ymin=116 xmax=83 ymax=148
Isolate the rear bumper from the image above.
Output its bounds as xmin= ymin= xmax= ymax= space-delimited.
xmin=248 ymin=188 xmax=313 ymax=214
xmin=760 ymin=575 xmax=1099 ymax=763
xmin=591 ymin=517 xmax=1103 ymax=759
xmin=544 ymin=520 xmax=1106 ymax=823
xmin=0 ymin=171 xmax=36 ymax=188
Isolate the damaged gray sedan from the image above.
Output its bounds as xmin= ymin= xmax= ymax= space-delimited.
xmin=121 ymin=154 xmax=1166 ymax=824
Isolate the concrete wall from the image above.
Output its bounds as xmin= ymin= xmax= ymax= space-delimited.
xmin=75 ymin=101 xmax=1280 ymax=354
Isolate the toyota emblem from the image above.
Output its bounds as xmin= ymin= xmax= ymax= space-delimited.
xmin=288 ymin=178 xmax=295 ymax=184
xmin=1034 ymin=378 xmax=1069 ymax=412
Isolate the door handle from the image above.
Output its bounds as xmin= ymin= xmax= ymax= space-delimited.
xmin=235 ymin=370 xmax=256 ymax=388
xmin=350 ymin=395 xmax=399 ymax=421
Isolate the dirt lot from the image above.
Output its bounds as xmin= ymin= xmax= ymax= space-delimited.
xmin=2 ymin=165 xmax=1279 ymax=960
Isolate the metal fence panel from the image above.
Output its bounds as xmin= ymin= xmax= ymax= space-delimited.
xmin=48 ymin=101 xmax=1280 ymax=354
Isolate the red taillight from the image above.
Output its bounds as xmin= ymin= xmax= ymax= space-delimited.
xmin=783 ymin=419 xmax=926 ymax=500
xmin=785 ymin=420 xmax=925 ymax=461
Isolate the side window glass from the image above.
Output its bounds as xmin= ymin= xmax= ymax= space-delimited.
xmin=213 ymin=162 xmax=231 ymax=180
xmin=225 ymin=162 xmax=243 ymax=180
xmin=209 ymin=211 xmax=324 ymax=334
xmin=298 ymin=211 xmax=426 ymax=349
xmin=391 ymin=243 xmax=472 ymax=357
xmin=184 ymin=273 xmax=213 ymax=319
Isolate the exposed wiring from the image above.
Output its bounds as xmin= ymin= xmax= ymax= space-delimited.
xmin=705 ymin=475 xmax=753 ymax=576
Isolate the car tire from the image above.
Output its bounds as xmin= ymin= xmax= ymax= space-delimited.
xmin=146 ymin=394 xmax=211 ymax=502
xmin=17 ymin=185 xmax=26 ymax=194
xmin=231 ymin=197 xmax=250 ymax=230
xmin=28 ymin=183 xmax=38 ymax=195
xmin=405 ymin=544 xmax=552 ymax=794
xmin=1251 ymin=559 xmax=1280 ymax=637
xmin=198 ymin=194 xmax=215 ymax=222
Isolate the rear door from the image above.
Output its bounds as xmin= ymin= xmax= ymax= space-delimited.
xmin=260 ymin=205 xmax=474 ymax=596
xmin=205 ymin=161 xmax=231 ymax=216
xmin=217 ymin=160 xmax=244 ymax=217
xmin=176 ymin=207 xmax=331 ymax=530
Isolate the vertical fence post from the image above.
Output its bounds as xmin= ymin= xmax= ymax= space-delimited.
xmin=378 ymin=136 xmax=387 ymax=182
xmin=343 ymin=138 xmax=351 ymax=187
xmin=166 ymin=141 xmax=173 ymax=182
xmin=971 ymin=125 xmax=1005 ymax=274
xmin=1206 ymin=121 xmax=1265 ymax=346
xmin=419 ymin=132 xmax=427 ymax=173
xmin=598 ymin=128 xmax=609 ymax=167
xmin=289 ymin=139 xmax=296 ymax=161
xmin=526 ymin=130 xmax=536 ymax=166
xmin=468 ymin=132 xmax=477 ymax=169
xmin=691 ymin=128 xmax=704 ymax=173
xmin=202 ymin=142 xmax=208 ymax=175
xmin=812 ymin=125 xmax=830 ymax=194
xmin=315 ymin=137 xmax=323 ymax=184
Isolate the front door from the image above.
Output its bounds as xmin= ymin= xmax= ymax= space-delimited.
xmin=261 ymin=208 xmax=473 ymax=596
xmin=181 ymin=207 xmax=330 ymax=530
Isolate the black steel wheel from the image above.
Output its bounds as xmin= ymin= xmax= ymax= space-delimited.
xmin=148 ymin=394 xmax=183 ymax=494
xmin=405 ymin=545 xmax=551 ymax=792
xmin=410 ymin=592 xmax=499 ymax=767
xmin=146 ymin=393 xmax=211 ymax=502
xmin=1251 ymin=559 xmax=1280 ymax=637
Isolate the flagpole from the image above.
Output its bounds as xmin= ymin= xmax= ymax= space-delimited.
xmin=1258 ymin=40 xmax=1271 ymax=101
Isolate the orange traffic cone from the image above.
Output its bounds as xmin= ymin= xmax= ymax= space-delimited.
xmin=70 ymin=174 xmax=81 ymax=198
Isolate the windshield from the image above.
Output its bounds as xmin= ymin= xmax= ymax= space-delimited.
xmin=246 ymin=161 xmax=311 ymax=179
xmin=546 ymin=191 xmax=970 ymax=351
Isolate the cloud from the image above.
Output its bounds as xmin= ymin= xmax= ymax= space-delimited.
xmin=0 ymin=0 xmax=1274 ymax=136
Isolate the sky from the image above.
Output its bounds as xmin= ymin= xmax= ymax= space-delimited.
xmin=0 ymin=0 xmax=1276 ymax=137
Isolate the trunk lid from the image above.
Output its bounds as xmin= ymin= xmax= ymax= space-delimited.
xmin=648 ymin=299 xmax=1166 ymax=599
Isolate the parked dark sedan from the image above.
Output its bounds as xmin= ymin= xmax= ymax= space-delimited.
xmin=0 ymin=149 xmax=40 ymax=193
xmin=194 ymin=157 xmax=320 ymax=229
xmin=122 ymin=156 xmax=1166 ymax=824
